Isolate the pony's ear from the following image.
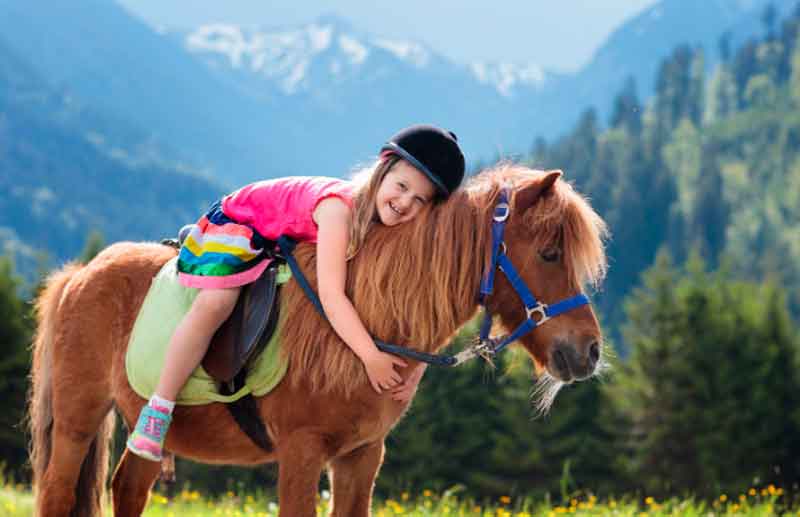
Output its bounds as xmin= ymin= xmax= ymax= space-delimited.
xmin=514 ymin=170 xmax=562 ymax=213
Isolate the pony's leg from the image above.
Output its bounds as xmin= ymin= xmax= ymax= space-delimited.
xmin=277 ymin=432 xmax=328 ymax=517
xmin=37 ymin=405 xmax=113 ymax=517
xmin=328 ymin=441 xmax=385 ymax=517
xmin=111 ymin=449 xmax=162 ymax=517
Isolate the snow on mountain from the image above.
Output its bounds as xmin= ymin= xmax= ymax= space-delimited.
xmin=471 ymin=62 xmax=546 ymax=97
xmin=180 ymin=17 xmax=545 ymax=98
xmin=372 ymin=38 xmax=431 ymax=67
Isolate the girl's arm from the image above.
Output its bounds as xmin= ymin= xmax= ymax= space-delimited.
xmin=314 ymin=197 xmax=407 ymax=393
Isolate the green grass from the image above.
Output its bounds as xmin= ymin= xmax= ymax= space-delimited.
xmin=2 ymin=483 xmax=798 ymax=516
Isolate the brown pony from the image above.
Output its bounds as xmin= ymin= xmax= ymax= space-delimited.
xmin=27 ymin=165 xmax=608 ymax=517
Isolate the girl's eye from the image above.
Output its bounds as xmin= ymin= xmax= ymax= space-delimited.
xmin=397 ymin=182 xmax=408 ymax=191
xmin=539 ymin=248 xmax=561 ymax=263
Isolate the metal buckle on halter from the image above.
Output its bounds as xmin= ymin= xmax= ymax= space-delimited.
xmin=493 ymin=202 xmax=510 ymax=222
xmin=473 ymin=338 xmax=498 ymax=367
xmin=452 ymin=338 xmax=498 ymax=366
xmin=476 ymin=338 xmax=498 ymax=359
xmin=526 ymin=303 xmax=550 ymax=325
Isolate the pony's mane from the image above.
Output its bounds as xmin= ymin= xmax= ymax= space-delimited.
xmin=279 ymin=163 xmax=608 ymax=396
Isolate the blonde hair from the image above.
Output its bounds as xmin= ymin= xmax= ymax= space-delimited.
xmin=345 ymin=154 xmax=402 ymax=259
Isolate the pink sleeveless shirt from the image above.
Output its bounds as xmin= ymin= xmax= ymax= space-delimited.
xmin=178 ymin=176 xmax=354 ymax=289
xmin=222 ymin=176 xmax=355 ymax=243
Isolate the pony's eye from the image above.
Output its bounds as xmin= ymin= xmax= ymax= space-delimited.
xmin=539 ymin=248 xmax=561 ymax=263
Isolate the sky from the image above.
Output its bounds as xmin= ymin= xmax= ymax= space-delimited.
xmin=115 ymin=0 xmax=659 ymax=72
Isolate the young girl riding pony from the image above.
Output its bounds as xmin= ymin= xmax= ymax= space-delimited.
xmin=128 ymin=124 xmax=466 ymax=461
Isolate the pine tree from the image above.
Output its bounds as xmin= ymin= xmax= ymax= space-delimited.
xmin=706 ymin=63 xmax=738 ymax=122
xmin=610 ymin=77 xmax=642 ymax=135
xmin=79 ymin=229 xmax=106 ymax=264
xmin=380 ymin=328 xmax=508 ymax=494
xmin=733 ymin=40 xmax=760 ymax=108
xmin=719 ymin=32 xmax=732 ymax=64
xmin=654 ymin=45 xmax=694 ymax=138
xmin=616 ymin=252 xmax=800 ymax=496
xmin=614 ymin=251 xmax=691 ymax=495
xmin=763 ymin=3 xmax=778 ymax=42
xmin=777 ymin=8 xmax=800 ymax=82
xmin=0 ymin=256 xmax=33 ymax=481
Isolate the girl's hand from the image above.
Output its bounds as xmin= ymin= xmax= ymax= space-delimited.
xmin=362 ymin=350 xmax=407 ymax=394
xmin=392 ymin=364 xmax=427 ymax=402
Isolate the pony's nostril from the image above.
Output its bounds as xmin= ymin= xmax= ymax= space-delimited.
xmin=588 ymin=341 xmax=600 ymax=367
xmin=553 ymin=348 xmax=570 ymax=377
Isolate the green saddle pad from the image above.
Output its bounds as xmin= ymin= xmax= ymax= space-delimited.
xmin=125 ymin=256 xmax=291 ymax=406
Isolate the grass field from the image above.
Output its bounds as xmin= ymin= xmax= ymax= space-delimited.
xmin=2 ymin=482 xmax=798 ymax=516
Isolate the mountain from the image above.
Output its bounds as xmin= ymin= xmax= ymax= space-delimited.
xmin=174 ymin=14 xmax=548 ymax=100
xmin=0 ymin=35 xmax=224 ymax=279
xmin=3 ymin=0 xmax=785 ymax=187
xmin=544 ymin=0 xmax=794 ymax=118
xmin=0 ymin=0 xmax=281 ymax=183
xmin=164 ymin=1 xmax=793 ymax=172
xmin=169 ymin=14 xmax=534 ymax=177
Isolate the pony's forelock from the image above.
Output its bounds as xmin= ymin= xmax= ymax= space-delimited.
xmin=467 ymin=164 xmax=609 ymax=291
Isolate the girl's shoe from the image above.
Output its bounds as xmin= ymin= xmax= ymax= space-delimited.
xmin=126 ymin=405 xmax=172 ymax=462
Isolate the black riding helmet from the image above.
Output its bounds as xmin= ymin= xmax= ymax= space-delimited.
xmin=380 ymin=124 xmax=465 ymax=198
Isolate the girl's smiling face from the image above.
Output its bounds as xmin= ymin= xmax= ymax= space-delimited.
xmin=375 ymin=160 xmax=436 ymax=226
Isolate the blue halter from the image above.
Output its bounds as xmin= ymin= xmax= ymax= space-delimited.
xmin=474 ymin=188 xmax=590 ymax=359
xmin=276 ymin=188 xmax=591 ymax=367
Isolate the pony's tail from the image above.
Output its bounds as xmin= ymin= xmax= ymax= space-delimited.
xmin=28 ymin=263 xmax=115 ymax=517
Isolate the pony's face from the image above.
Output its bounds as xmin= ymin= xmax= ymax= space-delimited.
xmin=490 ymin=170 xmax=607 ymax=387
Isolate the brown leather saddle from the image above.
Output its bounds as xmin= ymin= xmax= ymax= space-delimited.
xmin=201 ymin=260 xmax=281 ymax=385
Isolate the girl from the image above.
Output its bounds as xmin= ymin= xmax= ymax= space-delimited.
xmin=127 ymin=124 xmax=466 ymax=461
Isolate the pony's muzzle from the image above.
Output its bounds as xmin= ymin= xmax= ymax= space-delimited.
xmin=549 ymin=337 xmax=600 ymax=382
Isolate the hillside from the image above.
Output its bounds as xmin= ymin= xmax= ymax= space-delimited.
xmin=534 ymin=4 xmax=800 ymax=339
xmin=0 ymin=37 xmax=224 ymax=276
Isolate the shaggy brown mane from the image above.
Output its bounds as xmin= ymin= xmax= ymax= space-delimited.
xmin=280 ymin=163 xmax=607 ymax=396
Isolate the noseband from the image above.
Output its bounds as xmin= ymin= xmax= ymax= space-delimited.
xmin=277 ymin=189 xmax=591 ymax=368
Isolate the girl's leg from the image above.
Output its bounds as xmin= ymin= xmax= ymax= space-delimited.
xmin=154 ymin=287 xmax=241 ymax=400
xmin=127 ymin=287 xmax=240 ymax=461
